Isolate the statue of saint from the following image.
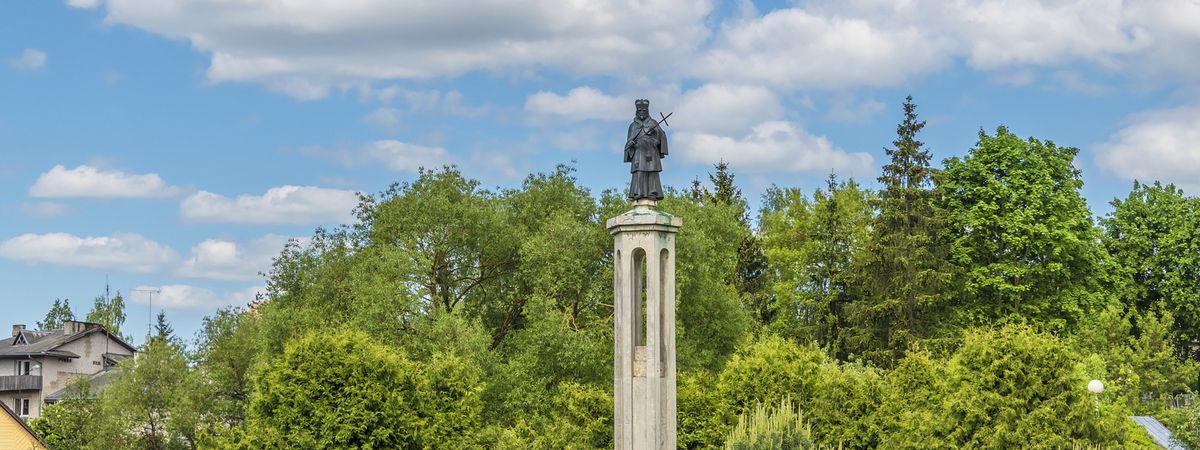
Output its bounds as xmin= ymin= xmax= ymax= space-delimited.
xmin=625 ymin=99 xmax=668 ymax=200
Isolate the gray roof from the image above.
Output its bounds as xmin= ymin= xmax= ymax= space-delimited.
xmin=44 ymin=368 xmax=115 ymax=402
xmin=0 ymin=323 xmax=136 ymax=359
xmin=1130 ymin=416 xmax=1185 ymax=450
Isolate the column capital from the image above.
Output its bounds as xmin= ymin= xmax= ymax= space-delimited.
xmin=606 ymin=208 xmax=682 ymax=235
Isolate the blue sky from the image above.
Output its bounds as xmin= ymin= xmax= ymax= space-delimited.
xmin=2 ymin=0 xmax=1198 ymax=345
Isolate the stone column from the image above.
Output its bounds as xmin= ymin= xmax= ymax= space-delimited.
xmin=608 ymin=198 xmax=681 ymax=450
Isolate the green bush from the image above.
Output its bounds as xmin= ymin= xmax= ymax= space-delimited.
xmin=724 ymin=396 xmax=813 ymax=450
xmin=231 ymin=330 xmax=482 ymax=450
xmin=679 ymin=370 xmax=735 ymax=450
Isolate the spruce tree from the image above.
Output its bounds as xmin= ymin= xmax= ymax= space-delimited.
xmin=850 ymin=96 xmax=955 ymax=367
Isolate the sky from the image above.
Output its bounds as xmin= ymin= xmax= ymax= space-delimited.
xmin=2 ymin=0 xmax=1198 ymax=346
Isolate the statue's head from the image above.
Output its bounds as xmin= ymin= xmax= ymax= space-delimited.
xmin=635 ymin=99 xmax=649 ymax=120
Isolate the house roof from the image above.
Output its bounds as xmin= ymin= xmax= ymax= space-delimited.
xmin=0 ymin=323 xmax=137 ymax=359
xmin=0 ymin=400 xmax=50 ymax=449
xmin=44 ymin=368 xmax=115 ymax=402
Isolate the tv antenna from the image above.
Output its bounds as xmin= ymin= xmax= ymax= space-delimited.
xmin=132 ymin=288 xmax=160 ymax=342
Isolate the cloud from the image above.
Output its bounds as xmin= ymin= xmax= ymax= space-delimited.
xmin=66 ymin=0 xmax=102 ymax=8
xmin=693 ymin=8 xmax=954 ymax=90
xmin=363 ymin=107 xmax=401 ymax=131
xmin=1094 ymin=104 xmax=1200 ymax=193
xmin=9 ymin=49 xmax=47 ymax=70
xmin=0 ymin=232 xmax=180 ymax=273
xmin=524 ymin=86 xmax=631 ymax=125
xmin=673 ymin=84 xmax=784 ymax=136
xmin=98 ymin=0 xmax=712 ymax=99
xmin=180 ymin=186 xmax=362 ymax=225
xmin=131 ymin=285 xmax=266 ymax=311
xmin=29 ymin=165 xmax=182 ymax=199
xmin=299 ymin=140 xmax=452 ymax=172
xmin=175 ymin=234 xmax=295 ymax=281
xmin=826 ymin=95 xmax=887 ymax=124
xmin=11 ymin=202 xmax=80 ymax=218
xmin=674 ymin=121 xmax=875 ymax=176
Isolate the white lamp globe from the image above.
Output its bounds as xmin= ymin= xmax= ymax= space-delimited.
xmin=1088 ymin=380 xmax=1104 ymax=394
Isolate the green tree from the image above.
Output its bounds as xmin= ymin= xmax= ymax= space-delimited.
xmin=99 ymin=336 xmax=192 ymax=449
xmin=850 ymin=96 xmax=956 ymax=367
xmin=37 ymin=298 xmax=75 ymax=330
xmin=154 ymin=310 xmax=173 ymax=339
xmin=86 ymin=291 xmax=129 ymax=340
xmin=356 ymin=166 xmax=515 ymax=315
xmin=235 ymin=330 xmax=482 ymax=450
xmin=761 ymin=176 xmax=874 ymax=357
xmin=940 ymin=127 xmax=1104 ymax=332
xmin=692 ymin=162 xmax=775 ymax=328
xmin=1101 ymin=181 xmax=1200 ymax=359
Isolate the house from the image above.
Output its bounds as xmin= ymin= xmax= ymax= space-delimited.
xmin=0 ymin=400 xmax=48 ymax=450
xmin=0 ymin=321 xmax=136 ymax=419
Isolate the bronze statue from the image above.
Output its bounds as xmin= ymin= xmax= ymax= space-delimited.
xmin=625 ymin=99 xmax=668 ymax=200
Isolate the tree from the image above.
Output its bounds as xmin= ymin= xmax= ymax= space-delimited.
xmin=37 ymin=298 xmax=75 ymax=330
xmin=761 ymin=175 xmax=874 ymax=357
xmin=939 ymin=127 xmax=1104 ymax=332
xmin=849 ymin=96 xmax=957 ymax=367
xmin=1101 ymin=181 xmax=1200 ymax=359
xmin=234 ymin=330 xmax=482 ymax=449
xmin=356 ymin=166 xmax=515 ymax=315
xmin=154 ymin=310 xmax=173 ymax=339
xmin=692 ymin=162 xmax=775 ymax=328
xmin=86 ymin=291 xmax=129 ymax=340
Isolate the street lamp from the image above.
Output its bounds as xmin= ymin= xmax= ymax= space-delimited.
xmin=1089 ymin=380 xmax=1104 ymax=413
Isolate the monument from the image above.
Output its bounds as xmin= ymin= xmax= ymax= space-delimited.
xmin=608 ymin=99 xmax=680 ymax=450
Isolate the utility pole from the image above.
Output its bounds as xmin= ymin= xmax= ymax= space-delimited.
xmin=132 ymin=288 xmax=160 ymax=344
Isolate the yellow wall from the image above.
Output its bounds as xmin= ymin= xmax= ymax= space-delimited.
xmin=0 ymin=411 xmax=46 ymax=450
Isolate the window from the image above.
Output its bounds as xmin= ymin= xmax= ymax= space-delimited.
xmin=14 ymin=398 xmax=29 ymax=417
xmin=16 ymin=360 xmax=31 ymax=375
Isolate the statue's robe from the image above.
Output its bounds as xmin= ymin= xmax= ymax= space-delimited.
xmin=625 ymin=116 xmax=668 ymax=200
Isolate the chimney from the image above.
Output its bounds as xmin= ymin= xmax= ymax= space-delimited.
xmin=63 ymin=321 xmax=85 ymax=336
xmin=12 ymin=325 xmax=24 ymax=337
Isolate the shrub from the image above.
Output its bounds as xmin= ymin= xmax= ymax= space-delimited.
xmin=725 ymin=396 xmax=813 ymax=450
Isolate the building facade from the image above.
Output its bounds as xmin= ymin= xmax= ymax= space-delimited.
xmin=0 ymin=321 xmax=136 ymax=419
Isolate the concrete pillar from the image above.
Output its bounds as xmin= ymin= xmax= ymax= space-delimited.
xmin=608 ymin=198 xmax=681 ymax=450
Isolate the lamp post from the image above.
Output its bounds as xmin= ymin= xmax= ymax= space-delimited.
xmin=1088 ymin=380 xmax=1104 ymax=414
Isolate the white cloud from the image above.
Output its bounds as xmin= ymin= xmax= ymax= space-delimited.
xmin=363 ymin=107 xmax=401 ymax=131
xmin=693 ymin=8 xmax=954 ymax=90
xmin=673 ymin=84 xmax=784 ymax=136
xmin=9 ymin=49 xmax=47 ymax=70
xmin=180 ymin=186 xmax=361 ymax=225
xmin=29 ymin=165 xmax=182 ymax=199
xmin=1094 ymin=104 xmax=1200 ymax=193
xmin=674 ymin=121 xmax=875 ymax=176
xmin=525 ymin=86 xmax=631 ymax=125
xmin=175 ymin=234 xmax=295 ymax=281
xmin=826 ymin=95 xmax=887 ymax=124
xmin=300 ymin=140 xmax=452 ymax=172
xmin=98 ymin=0 xmax=713 ymax=99
xmin=0 ymin=232 xmax=180 ymax=273
xmin=12 ymin=201 xmax=80 ymax=218
xmin=66 ymin=0 xmax=102 ymax=9
xmin=131 ymin=285 xmax=266 ymax=311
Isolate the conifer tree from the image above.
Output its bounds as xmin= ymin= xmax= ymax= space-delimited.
xmin=850 ymin=96 xmax=955 ymax=367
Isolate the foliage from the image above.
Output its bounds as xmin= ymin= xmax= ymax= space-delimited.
xmin=692 ymin=162 xmax=775 ymax=328
xmin=761 ymin=176 xmax=873 ymax=358
xmin=849 ymin=96 xmax=956 ymax=368
xmin=233 ymin=330 xmax=481 ymax=450
xmin=1101 ymin=180 xmax=1200 ymax=359
xmin=940 ymin=127 xmax=1104 ymax=332
xmin=679 ymin=371 xmax=735 ymax=450
xmin=661 ymin=188 xmax=754 ymax=372
xmin=37 ymin=298 xmax=75 ymax=330
xmin=86 ymin=291 xmax=129 ymax=341
xmin=1070 ymin=303 xmax=1198 ymax=413
xmin=724 ymin=396 xmax=813 ymax=450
